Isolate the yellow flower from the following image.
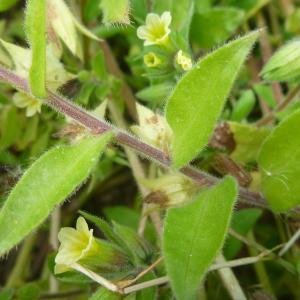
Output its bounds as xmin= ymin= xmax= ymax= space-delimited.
xmin=137 ymin=11 xmax=171 ymax=46
xmin=176 ymin=50 xmax=192 ymax=71
xmin=13 ymin=92 xmax=42 ymax=117
xmin=131 ymin=103 xmax=173 ymax=152
xmin=55 ymin=217 xmax=129 ymax=274
xmin=143 ymin=52 xmax=161 ymax=67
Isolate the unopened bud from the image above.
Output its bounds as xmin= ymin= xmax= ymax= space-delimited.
xmin=131 ymin=103 xmax=173 ymax=153
xmin=141 ymin=173 xmax=198 ymax=207
xmin=143 ymin=52 xmax=161 ymax=68
xmin=261 ymin=39 xmax=300 ymax=81
xmin=175 ymin=50 xmax=192 ymax=71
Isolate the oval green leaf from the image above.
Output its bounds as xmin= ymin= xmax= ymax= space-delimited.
xmin=25 ymin=0 xmax=47 ymax=98
xmin=163 ymin=176 xmax=238 ymax=300
xmin=0 ymin=133 xmax=113 ymax=256
xmin=258 ymin=110 xmax=300 ymax=212
xmin=165 ymin=31 xmax=259 ymax=168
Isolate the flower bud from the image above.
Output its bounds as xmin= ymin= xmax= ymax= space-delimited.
xmin=175 ymin=50 xmax=192 ymax=71
xmin=140 ymin=173 xmax=198 ymax=207
xmin=261 ymin=39 xmax=300 ymax=81
xmin=143 ymin=52 xmax=161 ymax=68
xmin=13 ymin=92 xmax=42 ymax=117
xmin=0 ymin=40 xmax=73 ymax=90
xmin=55 ymin=217 xmax=131 ymax=275
xmin=131 ymin=103 xmax=173 ymax=153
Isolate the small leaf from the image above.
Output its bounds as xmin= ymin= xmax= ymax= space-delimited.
xmin=258 ymin=110 xmax=300 ymax=212
xmin=231 ymin=90 xmax=256 ymax=122
xmin=253 ymin=83 xmax=276 ymax=109
xmin=165 ymin=31 xmax=259 ymax=168
xmin=136 ymin=82 xmax=174 ymax=104
xmin=25 ymin=0 xmax=47 ymax=98
xmin=163 ymin=176 xmax=238 ymax=300
xmin=0 ymin=133 xmax=113 ymax=255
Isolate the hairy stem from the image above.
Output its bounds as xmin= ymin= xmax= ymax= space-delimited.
xmin=0 ymin=67 xmax=270 ymax=209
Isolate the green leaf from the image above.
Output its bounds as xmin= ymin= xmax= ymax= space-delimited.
xmin=92 ymin=50 xmax=108 ymax=80
xmin=112 ymin=221 xmax=152 ymax=263
xmin=230 ymin=122 xmax=270 ymax=164
xmin=100 ymin=0 xmax=130 ymax=24
xmin=190 ymin=8 xmax=244 ymax=49
xmin=231 ymin=90 xmax=256 ymax=122
xmin=0 ymin=288 xmax=14 ymax=300
xmin=84 ymin=0 xmax=102 ymax=23
xmin=16 ymin=283 xmax=40 ymax=300
xmin=25 ymin=0 xmax=47 ymax=98
xmin=224 ymin=208 xmax=262 ymax=259
xmin=0 ymin=0 xmax=19 ymax=12
xmin=0 ymin=133 xmax=113 ymax=255
xmin=0 ymin=106 xmax=21 ymax=150
xmin=163 ymin=176 xmax=238 ymax=300
xmin=89 ymin=288 xmax=122 ymax=300
xmin=103 ymin=206 xmax=156 ymax=243
xmin=253 ymin=83 xmax=276 ymax=109
xmin=16 ymin=114 xmax=39 ymax=151
xmin=258 ymin=110 xmax=300 ymax=212
xmin=136 ymin=82 xmax=174 ymax=104
xmin=130 ymin=0 xmax=148 ymax=24
xmin=165 ymin=31 xmax=259 ymax=168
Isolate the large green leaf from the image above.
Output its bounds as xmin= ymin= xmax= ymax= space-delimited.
xmin=0 ymin=133 xmax=113 ymax=255
xmin=165 ymin=31 xmax=259 ymax=168
xmin=258 ymin=110 xmax=300 ymax=212
xmin=25 ymin=0 xmax=47 ymax=98
xmin=163 ymin=177 xmax=238 ymax=300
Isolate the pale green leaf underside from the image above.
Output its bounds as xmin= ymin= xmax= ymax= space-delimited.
xmin=0 ymin=133 xmax=113 ymax=255
xmin=258 ymin=110 xmax=300 ymax=212
xmin=25 ymin=0 xmax=46 ymax=98
xmin=163 ymin=176 xmax=238 ymax=300
xmin=165 ymin=31 xmax=259 ymax=168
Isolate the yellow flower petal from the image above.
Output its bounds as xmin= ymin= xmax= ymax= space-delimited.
xmin=137 ymin=11 xmax=172 ymax=46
